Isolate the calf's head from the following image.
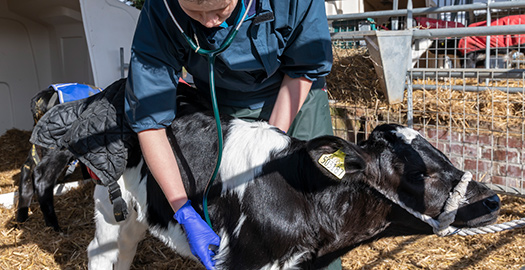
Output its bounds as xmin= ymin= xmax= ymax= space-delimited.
xmin=308 ymin=124 xmax=500 ymax=232
xmin=360 ymin=124 xmax=500 ymax=229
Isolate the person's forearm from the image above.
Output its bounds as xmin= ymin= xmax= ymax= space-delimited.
xmin=138 ymin=128 xmax=188 ymax=212
xmin=268 ymin=74 xmax=312 ymax=132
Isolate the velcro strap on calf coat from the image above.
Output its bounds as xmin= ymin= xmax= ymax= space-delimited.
xmin=30 ymin=79 xmax=136 ymax=222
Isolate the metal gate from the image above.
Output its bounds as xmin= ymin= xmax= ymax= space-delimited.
xmin=328 ymin=0 xmax=525 ymax=196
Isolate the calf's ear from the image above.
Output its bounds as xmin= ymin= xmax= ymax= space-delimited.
xmin=306 ymin=136 xmax=367 ymax=180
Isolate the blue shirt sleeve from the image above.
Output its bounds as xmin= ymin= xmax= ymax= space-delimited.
xmin=276 ymin=0 xmax=333 ymax=81
xmin=124 ymin=0 xmax=186 ymax=133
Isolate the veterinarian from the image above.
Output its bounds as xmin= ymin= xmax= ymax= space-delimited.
xmin=124 ymin=0 xmax=336 ymax=269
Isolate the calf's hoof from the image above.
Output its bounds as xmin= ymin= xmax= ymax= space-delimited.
xmin=15 ymin=207 xmax=29 ymax=224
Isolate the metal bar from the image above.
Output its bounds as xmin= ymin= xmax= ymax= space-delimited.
xmin=413 ymin=24 xmax=525 ymax=38
xmin=120 ymin=47 xmax=130 ymax=78
xmin=392 ymin=0 xmax=399 ymax=30
xmin=409 ymin=84 xmax=525 ymax=93
xmin=407 ymin=0 xmax=413 ymax=29
xmin=407 ymin=75 xmax=414 ymax=127
xmin=451 ymin=0 xmax=462 ymax=22
xmin=120 ymin=47 xmax=125 ymax=78
xmin=409 ymin=68 xmax=525 ymax=79
xmin=332 ymin=25 xmax=525 ymax=40
xmin=485 ymin=0 xmax=492 ymax=72
xmin=327 ymin=1 xmax=525 ymax=21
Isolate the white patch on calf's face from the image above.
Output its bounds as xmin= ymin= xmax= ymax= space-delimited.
xmin=393 ymin=126 xmax=420 ymax=144
xmin=220 ymin=119 xmax=290 ymax=199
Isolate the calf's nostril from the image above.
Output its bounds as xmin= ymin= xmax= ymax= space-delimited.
xmin=483 ymin=195 xmax=501 ymax=211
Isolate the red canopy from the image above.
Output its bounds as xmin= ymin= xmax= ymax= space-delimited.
xmin=458 ymin=15 xmax=525 ymax=55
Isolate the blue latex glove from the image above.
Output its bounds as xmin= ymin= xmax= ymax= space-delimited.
xmin=174 ymin=200 xmax=220 ymax=270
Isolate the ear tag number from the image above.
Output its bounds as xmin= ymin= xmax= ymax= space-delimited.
xmin=318 ymin=149 xmax=346 ymax=179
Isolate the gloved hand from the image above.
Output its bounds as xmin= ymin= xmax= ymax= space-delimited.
xmin=174 ymin=200 xmax=220 ymax=270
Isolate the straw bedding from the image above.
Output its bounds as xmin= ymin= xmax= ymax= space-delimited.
xmin=1 ymin=48 xmax=524 ymax=269
xmin=1 ymin=132 xmax=524 ymax=269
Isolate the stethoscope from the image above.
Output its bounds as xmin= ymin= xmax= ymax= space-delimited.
xmin=163 ymin=0 xmax=254 ymax=228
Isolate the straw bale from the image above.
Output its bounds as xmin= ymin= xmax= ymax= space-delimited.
xmin=328 ymin=47 xmax=525 ymax=137
xmin=410 ymin=78 xmax=525 ymax=135
xmin=327 ymin=47 xmax=385 ymax=104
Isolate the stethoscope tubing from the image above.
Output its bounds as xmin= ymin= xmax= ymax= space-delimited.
xmin=162 ymin=0 xmax=254 ymax=228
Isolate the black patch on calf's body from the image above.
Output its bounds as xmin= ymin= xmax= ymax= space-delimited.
xmin=246 ymin=140 xmax=390 ymax=266
xmin=145 ymin=172 xmax=175 ymax=228
xmin=144 ymin=84 xmax=228 ymax=229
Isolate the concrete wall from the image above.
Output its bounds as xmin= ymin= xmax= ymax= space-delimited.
xmin=0 ymin=0 xmax=90 ymax=134
xmin=0 ymin=0 xmax=138 ymax=134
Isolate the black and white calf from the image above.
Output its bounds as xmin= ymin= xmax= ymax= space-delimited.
xmin=16 ymin=87 xmax=88 ymax=231
xmin=87 ymin=87 xmax=500 ymax=269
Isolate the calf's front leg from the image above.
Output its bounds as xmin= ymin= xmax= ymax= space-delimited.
xmin=88 ymin=184 xmax=147 ymax=270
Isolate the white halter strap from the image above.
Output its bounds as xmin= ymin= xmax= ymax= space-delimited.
xmin=382 ymin=171 xmax=525 ymax=236
xmin=380 ymin=171 xmax=472 ymax=236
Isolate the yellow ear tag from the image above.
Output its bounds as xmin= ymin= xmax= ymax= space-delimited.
xmin=318 ymin=149 xmax=346 ymax=179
